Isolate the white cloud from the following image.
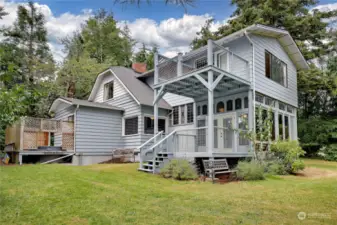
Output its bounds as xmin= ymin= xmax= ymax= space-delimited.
xmin=0 ymin=0 xmax=91 ymax=62
xmin=120 ymin=14 xmax=226 ymax=57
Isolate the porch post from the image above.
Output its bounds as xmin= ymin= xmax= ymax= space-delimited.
xmin=154 ymin=52 xmax=159 ymax=137
xmin=248 ymin=89 xmax=254 ymax=150
xmin=207 ymin=39 xmax=214 ymax=154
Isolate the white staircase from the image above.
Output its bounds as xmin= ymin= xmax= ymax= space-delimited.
xmin=137 ymin=130 xmax=177 ymax=173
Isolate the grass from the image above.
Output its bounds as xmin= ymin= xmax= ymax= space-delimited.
xmin=0 ymin=159 xmax=336 ymax=225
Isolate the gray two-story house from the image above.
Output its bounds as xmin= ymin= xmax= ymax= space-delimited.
xmin=9 ymin=24 xmax=307 ymax=167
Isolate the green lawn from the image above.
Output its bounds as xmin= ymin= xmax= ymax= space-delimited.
xmin=0 ymin=159 xmax=336 ymax=225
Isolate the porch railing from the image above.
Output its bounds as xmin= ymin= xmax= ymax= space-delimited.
xmin=156 ymin=41 xmax=250 ymax=83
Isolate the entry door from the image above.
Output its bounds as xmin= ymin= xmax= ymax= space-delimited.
xmin=214 ymin=113 xmax=236 ymax=152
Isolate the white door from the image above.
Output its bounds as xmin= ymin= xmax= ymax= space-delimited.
xmin=214 ymin=113 xmax=236 ymax=152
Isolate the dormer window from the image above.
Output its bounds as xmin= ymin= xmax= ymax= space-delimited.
xmin=104 ymin=81 xmax=114 ymax=100
xmin=265 ymin=51 xmax=288 ymax=87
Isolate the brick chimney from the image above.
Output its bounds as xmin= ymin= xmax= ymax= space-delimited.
xmin=132 ymin=63 xmax=147 ymax=73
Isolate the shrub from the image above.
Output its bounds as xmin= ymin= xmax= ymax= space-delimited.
xmin=159 ymin=159 xmax=198 ymax=180
xmin=318 ymin=144 xmax=337 ymax=161
xmin=271 ymin=140 xmax=305 ymax=173
xmin=235 ymin=160 xmax=265 ymax=181
xmin=263 ymin=160 xmax=287 ymax=175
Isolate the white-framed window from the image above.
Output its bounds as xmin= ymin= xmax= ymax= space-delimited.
xmin=180 ymin=105 xmax=185 ymax=124
xmin=187 ymin=103 xmax=194 ymax=123
xmin=104 ymin=81 xmax=114 ymax=101
xmin=173 ymin=106 xmax=179 ymax=125
xmin=144 ymin=116 xmax=166 ymax=134
xmin=216 ymin=101 xmax=225 ymax=113
xmin=235 ymin=98 xmax=242 ymax=110
xmin=265 ymin=51 xmax=288 ymax=87
xmin=124 ymin=117 xmax=138 ymax=135
xmin=172 ymin=103 xmax=194 ymax=125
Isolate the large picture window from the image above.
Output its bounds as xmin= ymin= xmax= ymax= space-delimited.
xmin=124 ymin=117 xmax=138 ymax=135
xmin=104 ymin=81 xmax=114 ymax=100
xmin=265 ymin=51 xmax=287 ymax=87
xmin=144 ymin=117 xmax=166 ymax=134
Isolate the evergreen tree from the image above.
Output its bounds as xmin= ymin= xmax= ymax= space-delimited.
xmin=0 ymin=6 xmax=8 ymax=19
xmin=4 ymin=1 xmax=55 ymax=84
xmin=134 ymin=44 xmax=148 ymax=63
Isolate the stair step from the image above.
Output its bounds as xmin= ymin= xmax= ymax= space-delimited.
xmin=138 ymin=168 xmax=153 ymax=173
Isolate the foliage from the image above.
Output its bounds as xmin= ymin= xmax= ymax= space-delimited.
xmin=57 ymin=53 xmax=109 ymax=99
xmin=264 ymin=160 xmax=287 ymax=175
xmin=191 ymin=0 xmax=337 ymax=59
xmin=235 ymin=160 xmax=265 ymax=181
xmin=298 ymin=117 xmax=337 ymax=156
xmin=0 ymin=6 xmax=8 ymax=19
xmin=114 ymin=0 xmax=195 ymax=11
xmin=298 ymin=58 xmax=337 ymax=119
xmin=3 ymin=1 xmax=55 ymax=84
xmin=81 ymin=9 xmax=133 ymax=66
xmin=318 ymin=144 xmax=337 ymax=161
xmin=133 ymin=44 xmax=157 ymax=70
xmin=271 ymin=140 xmax=306 ymax=173
xmin=160 ymin=159 xmax=198 ymax=180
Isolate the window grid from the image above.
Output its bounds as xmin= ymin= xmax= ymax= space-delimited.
xmin=125 ymin=117 xmax=138 ymax=135
xmin=195 ymin=57 xmax=207 ymax=69
xmin=173 ymin=106 xmax=179 ymax=125
xmin=187 ymin=103 xmax=194 ymax=123
xmin=180 ymin=105 xmax=185 ymax=124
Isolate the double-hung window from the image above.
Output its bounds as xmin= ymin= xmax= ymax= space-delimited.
xmin=124 ymin=117 xmax=138 ymax=135
xmin=265 ymin=51 xmax=288 ymax=87
xmin=104 ymin=81 xmax=114 ymax=100
xmin=172 ymin=103 xmax=194 ymax=125
xmin=144 ymin=117 xmax=166 ymax=134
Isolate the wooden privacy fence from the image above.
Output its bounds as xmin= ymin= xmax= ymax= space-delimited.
xmin=6 ymin=117 xmax=74 ymax=151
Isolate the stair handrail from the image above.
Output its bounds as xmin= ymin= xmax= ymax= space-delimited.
xmin=150 ymin=129 xmax=177 ymax=151
xmin=136 ymin=131 xmax=164 ymax=152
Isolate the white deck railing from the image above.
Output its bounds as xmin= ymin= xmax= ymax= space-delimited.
xmin=156 ymin=41 xmax=250 ymax=83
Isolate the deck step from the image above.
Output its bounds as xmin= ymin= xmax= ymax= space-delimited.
xmin=138 ymin=168 xmax=153 ymax=173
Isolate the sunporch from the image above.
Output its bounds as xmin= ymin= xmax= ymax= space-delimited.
xmin=149 ymin=39 xmax=255 ymax=158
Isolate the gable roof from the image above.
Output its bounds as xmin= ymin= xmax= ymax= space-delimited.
xmin=49 ymin=97 xmax=124 ymax=113
xmin=88 ymin=67 xmax=171 ymax=110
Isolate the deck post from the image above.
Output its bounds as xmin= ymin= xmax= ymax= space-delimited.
xmin=248 ymin=89 xmax=254 ymax=151
xmin=154 ymin=52 xmax=159 ymax=139
xmin=207 ymin=39 xmax=214 ymax=155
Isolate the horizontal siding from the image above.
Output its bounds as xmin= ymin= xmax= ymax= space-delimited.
xmin=75 ymin=107 xmax=123 ymax=152
xmin=54 ymin=105 xmax=75 ymax=147
xmin=93 ymin=72 xmax=128 ymax=103
xmin=251 ymin=34 xmax=298 ymax=107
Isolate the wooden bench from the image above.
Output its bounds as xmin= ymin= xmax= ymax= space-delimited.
xmin=202 ymin=159 xmax=235 ymax=183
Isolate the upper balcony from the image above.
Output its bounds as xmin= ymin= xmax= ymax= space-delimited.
xmin=155 ymin=41 xmax=251 ymax=86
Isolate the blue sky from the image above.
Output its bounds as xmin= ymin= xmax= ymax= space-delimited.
xmin=2 ymin=0 xmax=337 ymax=61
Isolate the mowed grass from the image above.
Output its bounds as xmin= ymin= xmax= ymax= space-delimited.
xmin=0 ymin=160 xmax=336 ymax=225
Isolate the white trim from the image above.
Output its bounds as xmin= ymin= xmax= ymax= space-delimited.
xmin=109 ymin=69 xmax=141 ymax=105
xmin=88 ymin=70 xmax=111 ymax=101
xmin=49 ymin=98 xmax=72 ymax=113
xmin=122 ymin=116 xmax=139 ymax=136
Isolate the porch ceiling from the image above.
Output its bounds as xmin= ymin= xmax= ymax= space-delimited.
xmin=159 ymin=66 xmax=250 ymax=99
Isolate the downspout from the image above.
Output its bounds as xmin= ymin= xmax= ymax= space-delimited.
xmin=74 ymin=104 xmax=80 ymax=154
xmin=245 ymin=31 xmax=256 ymax=157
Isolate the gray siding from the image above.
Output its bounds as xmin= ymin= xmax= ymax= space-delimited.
xmin=250 ymin=34 xmax=298 ymax=107
xmin=104 ymin=93 xmax=142 ymax=148
xmin=75 ymin=106 xmax=123 ymax=152
xmin=54 ymin=105 xmax=75 ymax=147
